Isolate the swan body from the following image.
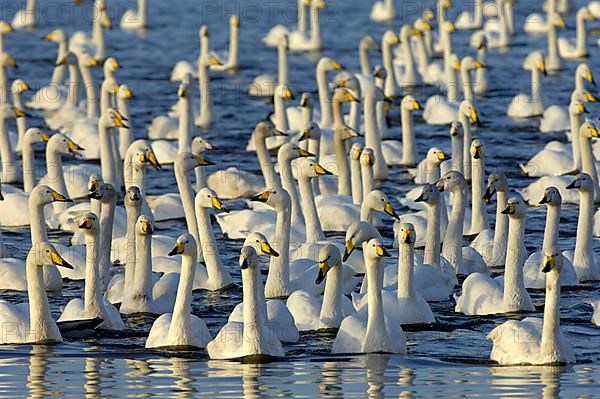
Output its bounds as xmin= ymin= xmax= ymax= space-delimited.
xmin=370 ymin=0 xmax=396 ymax=22
xmin=120 ymin=0 xmax=147 ymax=30
xmin=488 ymin=252 xmax=575 ymax=365
xmin=558 ymin=8 xmax=594 ymax=59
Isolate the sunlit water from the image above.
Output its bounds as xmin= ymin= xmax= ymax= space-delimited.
xmin=0 ymin=0 xmax=600 ymax=397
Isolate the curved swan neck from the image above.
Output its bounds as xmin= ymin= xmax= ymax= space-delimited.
xmin=298 ymin=177 xmax=323 ymax=242
xmin=424 ymin=202 xmax=441 ymax=267
xmin=575 ymin=12 xmax=587 ymax=54
xmin=401 ymin=107 xmax=417 ymax=165
xmin=319 ymin=263 xmax=343 ymax=329
xmin=254 ymin=135 xmax=279 ymax=189
xmin=45 ymin=149 xmax=68 ymax=212
xmin=316 ymin=66 xmax=332 ymax=128
xmin=398 ymin=242 xmax=416 ymax=299
xmin=503 ymin=216 xmax=529 ymax=310
xmin=123 ymin=204 xmax=140 ymax=294
xmin=50 ymin=40 xmax=68 ymax=85
xmin=169 ymin=247 xmax=196 ymax=342
xmin=359 ymin=41 xmax=371 ymax=76
xmin=540 ymin=267 xmax=561 ymax=358
xmin=99 ymin=198 xmax=116 ymax=290
xmin=84 ymin=229 xmax=104 ymax=319
xmin=265 ymin=199 xmax=292 ymax=298
xmin=176 ymin=168 xmax=202 ymax=261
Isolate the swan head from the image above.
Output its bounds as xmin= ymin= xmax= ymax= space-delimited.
xmin=0 ymin=52 xmax=17 ymax=68
xmin=422 ymin=7 xmax=435 ymax=22
xmin=501 ymin=196 xmax=526 ymax=218
xmin=48 ymin=133 xmax=84 ymax=156
xmin=30 ymin=185 xmax=72 ymax=205
xmin=427 ymin=147 xmax=450 ymax=166
xmin=299 ymin=121 xmax=321 ymax=141
xmin=576 ymin=64 xmax=594 ymax=85
xmin=350 ymin=142 xmax=363 ymax=161
xmin=78 ymin=212 xmax=99 ymax=233
xmin=199 ymin=25 xmax=209 ymax=39
xmin=442 ymin=21 xmax=456 ymax=34
xmin=197 ymin=187 xmax=229 ymax=213
xmin=88 ymin=183 xmax=117 ymax=203
xmin=250 ymin=188 xmax=291 ymax=210
xmin=461 ymin=56 xmax=485 ymax=71
xmin=333 ymin=73 xmax=360 ymax=94
xmin=539 ymin=186 xmax=562 ymax=206
xmin=24 ymin=128 xmax=50 ymax=145
xmin=255 ymin=120 xmax=286 ymax=139
xmin=98 ymin=108 xmax=129 ymax=129
xmin=440 ymin=0 xmax=453 ymax=10
xmin=436 ymin=171 xmax=465 ymax=194
xmin=382 ymin=30 xmax=400 ymax=45
xmin=450 ymin=53 xmax=461 ymax=71
xmin=244 ymin=232 xmax=279 ymax=257
xmin=548 ymin=13 xmax=566 ymax=29
xmin=579 ymin=7 xmax=596 ymax=21
xmin=104 ymin=57 xmax=121 ymax=74
xmin=88 ymin=174 xmax=103 ymax=194
xmin=569 ymin=101 xmax=588 ymax=116
xmin=125 ymin=186 xmax=142 ymax=206
xmin=470 ymin=139 xmax=484 ymax=160
xmin=334 ymin=124 xmax=361 ymax=142
xmin=364 ymin=238 xmax=391 ymax=260
xmin=278 ymin=143 xmax=313 ymax=162
xmin=449 ymin=122 xmax=462 ymax=137
xmin=579 ymin=121 xmax=599 ymax=139
xmin=360 ymin=148 xmax=375 ymax=167
xmin=192 ymin=136 xmax=215 ymax=153
xmin=365 ymin=190 xmax=399 ymax=220
xmin=523 ymin=51 xmax=546 ymax=75
xmin=542 ymin=251 xmax=563 ymax=273
xmin=41 ymin=29 xmax=65 ymax=43
xmin=459 ymin=101 xmax=479 ymax=124
xmin=296 ymin=157 xmax=333 ymax=179
xmin=239 ymin=246 xmax=259 ymax=270
xmin=398 ymin=223 xmax=416 ymax=245
xmin=175 ymin=152 xmax=214 ymax=172
xmin=571 ymin=89 xmax=598 ymax=103
xmin=99 ymin=10 xmax=111 ymax=30
xmin=0 ymin=22 xmax=12 ymax=34
xmin=136 ymin=215 xmax=154 ymax=235
xmin=344 ymin=221 xmax=381 ymax=261
xmin=361 ymin=35 xmax=379 ymax=51
xmin=401 ymin=95 xmax=422 ymax=112
xmin=399 ymin=24 xmax=413 ymax=41
xmin=133 ymin=146 xmax=161 ymax=170
xmin=230 ymin=14 xmax=240 ymax=27
xmin=483 ymin=172 xmax=508 ymax=202
xmin=278 ymin=34 xmax=289 ymax=49
xmin=275 ymin=84 xmax=295 ymax=101
xmin=318 ymin=57 xmax=344 ymax=72
xmin=30 ymin=242 xmax=73 ymax=270
xmin=300 ymin=93 xmax=314 ymax=109
xmin=117 ymin=84 xmax=133 ymax=101
xmin=169 ymin=233 xmax=197 ymax=257
xmin=414 ymin=183 xmax=440 ymax=205
xmin=0 ymin=104 xmax=28 ymax=120
xmin=11 ymin=79 xmax=28 ymax=94
xmin=469 ymin=31 xmax=487 ymax=50
xmin=306 ymin=0 xmax=328 ymax=9
xmin=78 ymin=52 xmax=98 ymax=69
xmin=414 ymin=18 xmax=432 ymax=34
xmin=566 ymin=172 xmax=593 ymax=192
xmin=316 ymin=243 xmax=341 ymax=285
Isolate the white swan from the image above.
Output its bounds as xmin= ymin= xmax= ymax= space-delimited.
xmin=355 ymin=223 xmax=436 ymax=325
xmin=146 ymin=234 xmax=213 ymax=349
xmin=57 ymin=213 xmax=125 ymax=330
xmin=287 ymin=243 xmax=355 ymax=331
xmin=546 ymin=13 xmax=566 ymax=72
xmin=507 ymin=51 xmax=546 ymax=118
xmin=467 ymin=139 xmax=490 ymax=235
xmin=523 ymin=187 xmax=578 ymax=288
xmin=455 ymin=196 xmax=535 ymax=315
xmin=456 ymin=0 xmax=484 ymax=30
xmin=564 ymin=173 xmax=600 ymax=281
xmin=381 ymin=30 xmax=400 ymax=98
xmin=262 ymin=0 xmax=309 ymax=47
xmin=371 ymin=0 xmax=395 ymax=22
xmin=0 ymin=242 xmax=73 ymax=344
xmin=120 ymin=0 xmax=147 ymax=30
xmin=362 ymin=79 xmax=388 ymax=180
xmin=332 ymin=238 xmax=406 ymax=354
xmin=422 ymin=54 xmax=461 ymax=125
xmin=0 ymin=105 xmax=27 ymax=184
xmin=69 ymin=1 xmax=111 ymax=62
xmin=436 ymin=171 xmax=487 ymax=275
xmin=44 ymin=52 xmax=85 ymax=132
xmin=358 ymin=35 xmax=379 ymax=76
xmin=210 ymin=15 xmax=240 ymax=72
xmin=524 ymin=0 xmax=556 ymax=33
xmin=195 ymin=53 xmax=222 ymax=128
xmin=119 ymin=215 xmax=178 ymax=314
xmin=249 ymin=34 xmax=288 ymax=97
xmin=207 ymin=246 xmax=285 ymax=360
xmin=11 ymin=0 xmax=37 ymax=29
xmin=382 ymin=95 xmax=421 ymax=166
xmin=558 ymin=7 xmax=595 ymax=59
xmin=471 ymin=172 xmax=509 ymax=267
xmin=26 ymin=29 xmax=68 ymax=111
xmin=11 ymin=79 xmax=29 ymax=152
xmin=487 ymin=251 xmax=575 ymax=365
xmin=287 ymin=0 xmax=325 ymax=51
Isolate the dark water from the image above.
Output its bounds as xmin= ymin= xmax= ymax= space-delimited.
xmin=1 ymin=0 xmax=600 ymax=397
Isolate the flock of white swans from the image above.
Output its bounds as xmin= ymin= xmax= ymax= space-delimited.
xmin=0 ymin=0 xmax=599 ymax=366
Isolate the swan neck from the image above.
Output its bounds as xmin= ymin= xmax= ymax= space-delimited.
xmin=319 ymin=263 xmax=343 ymax=329
xmin=424 ymin=202 xmax=441 ymax=267
xmin=298 ymin=177 xmax=323 ymax=242
xmin=274 ymin=94 xmax=289 ymax=132
xmin=334 ymin=137 xmax=351 ymax=195
xmin=351 ymin=158 xmax=363 ymax=204
xmin=123 ymin=203 xmax=141 ymax=293
xmin=178 ymin=96 xmax=192 ymax=152
xmin=169 ymin=250 xmax=196 ymax=341
xmin=22 ymin=138 xmax=36 ymax=192
xmin=317 ymin=66 xmax=332 ymax=128
xmin=401 ymin=108 xmax=417 ymax=165
xmin=540 ymin=268 xmax=561 ymax=358
xmin=254 ymin=135 xmax=279 ymax=189
xmin=265 ymin=200 xmax=292 ymax=298
xmin=278 ymin=155 xmax=304 ymax=224
xmin=542 ymin=205 xmax=560 ymax=251
xmin=27 ymin=261 xmax=56 ymax=343
xmin=99 ymin=198 xmax=116 ymax=290
xmin=397 ymin=243 xmax=416 ymax=299
xmin=84 ymin=229 xmax=104 ymax=319
xmin=503 ymin=216 xmax=528 ymax=309
xmin=278 ymin=44 xmax=288 ymax=85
